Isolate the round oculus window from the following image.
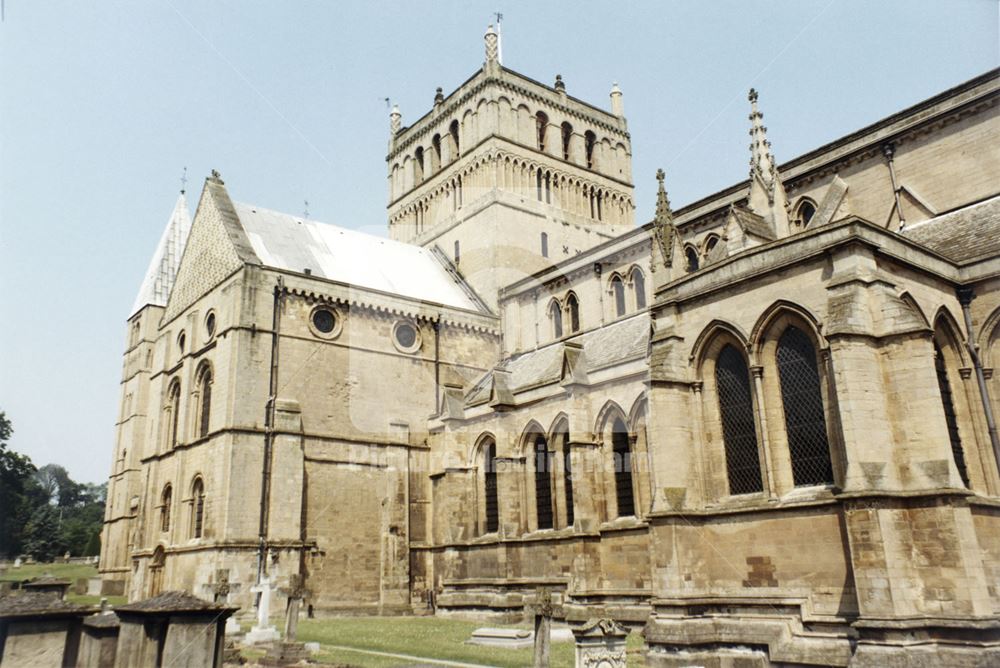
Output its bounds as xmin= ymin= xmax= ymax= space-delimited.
xmin=205 ymin=312 xmax=216 ymax=338
xmin=394 ymin=322 xmax=418 ymax=350
xmin=312 ymin=308 xmax=336 ymax=334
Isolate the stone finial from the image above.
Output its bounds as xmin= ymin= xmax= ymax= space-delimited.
xmin=434 ymin=87 xmax=444 ymax=106
xmin=745 ymin=87 xmax=790 ymax=235
xmin=208 ymin=169 xmax=224 ymax=185
xmin=653 ymin=169 xmax=676 ymax=269
xmin=554 ymin=74 xmax=566 ymax=92
xmin=748 ymin=88 xmax=776 ymax=190
xmin=610 ymin=82 xmax=624 ymax=117
xmin=485 ymin=24 xmax=499 ymax=63
xmin=390 ymin=104 xmax=401 ymax=135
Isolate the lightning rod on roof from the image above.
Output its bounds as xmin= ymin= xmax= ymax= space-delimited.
xmin=495 ymin=12 xmax=503 ymax=64
xmin=304 ymin=200 xmax=310 ymax=219
xmin=180 ymin=166 xmax=187 ymax=195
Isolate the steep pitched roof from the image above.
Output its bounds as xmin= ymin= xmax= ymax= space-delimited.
xmin=234 ymin=203 xmax=482 ymax=311
xmin=901 ymin=195 xmax=1000 ymax=262
xmin=131 ymin=193 xmax=191 ymax=316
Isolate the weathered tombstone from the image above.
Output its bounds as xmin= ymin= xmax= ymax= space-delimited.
xmin=78 ymin=610 xmax=120 ymax=668
xmin=260 ymin=574 xmax=311 ymax=665
xmin=572 ymin=618 xmax=628 ymax=668
xmin=282 ymin=573 xmax=305 ymax=641
xmin=113 ymin=590 xmax=237 ymax=668
xmin=12 ymin=557 xmax=22 ymax=568
xmin=63 ymin=551 xmax=72 ymax=563
xmin=533 ymin=587 xmax=553 ymax=668
xmin=74 ymin=577 xmax=89 ymax=595
xmin=244 ymin=574 xmax=280 ymax=644
xmin=0 ymin=591 xmax=91 ymax=667
xmin=468 ymin=627 xmax=533 ymax=648
xmin=211 ymin=569 xmax=241 ymax=636
xmin=21 ymin=575 xmax=72 ymax=600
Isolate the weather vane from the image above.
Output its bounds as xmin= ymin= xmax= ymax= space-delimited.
xmin=180 ymin=166 xmax=187 ymax=194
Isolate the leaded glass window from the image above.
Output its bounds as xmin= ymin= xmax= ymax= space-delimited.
xmin=611 ymin=419 xmax=635 ymax=517
xmin=191 ymin=478 xmax=205 ymax=538
xmin=483 ymin=441 xmax=499 ymax=534
xmin=776 ymin=326 xmax=834 ymax=486
xmin=534 ymin=437 xmax=553 ymax=529
xmin=934 ymin=343 xmax=969 ymax=487
xmin=562 ymin=431 xmax=574 ymax=528
xmin=716 ymin=345 xmax=764 ymax=494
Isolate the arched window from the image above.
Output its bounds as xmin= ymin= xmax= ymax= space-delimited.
xmin=685 ymin=246 xmax=700 ymax=272
xmin=549 ymin=300 xmax=563 ymax=339
xmin=796 ymin=199 xmax=817 ymax=227
xmin=160 ymin=484 xmax=172 ymax=532
xmin=541 ymin=232 xmax=549 ymax=258
xmin=934 ymin=342 xmax=969 ymax=487
xmin=533 ymin=435 xmax=553 ymax=530
xmin=414 ymin=147 xmax=425 ymax=183
xmin=705 ymin=235 xmax=719 ymax=259
xmin=482 ymin=440 xmax=499 ymax=534
xmin=611 ymin=418 xmax=635 ymax=517
xmin=584 ymin=131 xmax=597 ymax=168
xmin=566 ymin=293 xmax=580 ymax=333
xmin=431 ymin=134 xmax=442 ymax=171
xmin=449 ymin=120 xmax=460 ymax=158
xmin=776 ymin=326 xmax=834 ymax=486
xmin=535 ymin=111 xmax=548 ymax=151
xmin=196 ymin=365 xmax=212 ymax=439
xmin=561 ymin=122 xmax=573 ymax=160
xmin=167 ymin=380 xmax=181 ymax=449
xmin=631 ymin=268 xmax=646 ymax=309
xmin=611 ymin=275 xmax=626 ymax=317
xmin=716 ymin=345 xmax=764 ymax=494
xmin=536 ymin=170 xmax=544 ymax=201
xmin=191 ymin=477 xmax=205 ymax=538
xmin=555 ymin=423 xmax=574 ymax=528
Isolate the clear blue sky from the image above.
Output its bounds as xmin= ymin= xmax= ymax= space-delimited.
xmin=1 ymin=1 xmax=997 ymax=483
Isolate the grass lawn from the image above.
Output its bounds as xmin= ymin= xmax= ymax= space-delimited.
xmin=296 ymin=616 xmax=646 ymax=668
xmin=0 ymin=562 xmax=125 ymax=606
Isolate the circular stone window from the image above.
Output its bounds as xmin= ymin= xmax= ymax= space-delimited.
xmin=205 ymin=312 xmax=217 ymax=339
xmin=308 ymin=306 xmax=341 ymax=339
xmin=392 ymin=321 xmax=421 ymax=353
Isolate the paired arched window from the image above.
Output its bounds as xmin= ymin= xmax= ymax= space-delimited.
xmin=934 ymin=341 xmax=970 ymax=487
xmin=775 ymin=326 xmax=834 ymax=486
xmin=631 ymin=268 xmax=646 ymax=309
xmin=533 ymin=435 xmax=553 ymax=530
xmin=715 ymin=345 xmax=764 ymax=495
xmin=611 ymin=276 xmax=626 ymax=317
xmin=190 ymin=477 xmax=205 ymax=538
xmin=482 ymin=439 xmax=499 ymax=534
xmin=549 ymin=300 xmax=563 ymax=339
xmin=566 ymin=293 xmax=580 ymax=333
xmin=166 ymin=380 xmax=181 ymax=449
xmin=535 ymin=111 xmax=548 ymax=151
xmin=561 ymin=122 xmax=573 ymax=160
xmin=196 ymin=364 xmax=212 ymax=439
xmin=611 ymin=418 xmax=635 ymax=517
xmin=584 ymin=131 xmax=597 ymax=168
xmin=160 ymin=484 xmax=172 ymax=532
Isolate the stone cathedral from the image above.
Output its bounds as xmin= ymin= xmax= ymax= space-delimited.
xmin=101 ymin=27 xmax=1000 ymax=666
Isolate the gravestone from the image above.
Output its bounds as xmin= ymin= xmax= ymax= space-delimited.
xmin=212 ymin=569 xmax=241 ymax=636
xmin=260 ymin=574 xmax=310 ymax=665
xmin=0 ymin=591 xmax=91 ymax=667
xmin=572 ymin=618 xmax=628 ymax=668
xmin=244 ymin=574 xmax=280 ymax=644
xmin=468 ymin=627 xmax=533 ymax=648
xmin=533 ymin=587 xmax=553 ymax=668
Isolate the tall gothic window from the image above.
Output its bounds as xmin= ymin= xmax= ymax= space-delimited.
xmin=558 ymin=425 xmax=574 ymax=528
xmin=584 ymin=131 xmax=596 ymax=168
xmin=776 ymin=326 xmax=834 ymax=486
xmin=561 ymin=122 xmax=573 ymax=160
xmin=716 ymin=345 xmax=764 ymax=494
xmin=611 ymin=418 xmax=635 ymax=517
xmin=797 ymin=199 xmax=817 ymax=227
xmin=191 ymin=477 xmax=205 ymax=538
xmin=566 ymin=293 xmax=580 ymax=333
xmin=535 ymin=111 xmax=548 ymax=151
xmin=483 ymin=440 xmax=499 ymax=534
xmin=549 ymin=300 xmax=563 ymax=339
xmin=934 ymin=343 xmax=969 ymax=487
xmin=160 ymin=484 xmax=172 ymax=532
xmin=534 ymin=436 xmax=553 ymax=530
xmin=167 ymin=380 xmax=181 ymax=449
xmin=632 ymin=268 xmax=646 ymax=309
xmin=196 ymin=365 xmax=212 ymax=439
xmin=611 ymin=276 xmax=626 ymax=317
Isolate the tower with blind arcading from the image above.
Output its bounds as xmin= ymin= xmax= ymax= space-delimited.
xmin=386 ymin=25 xmax=635 ymax=309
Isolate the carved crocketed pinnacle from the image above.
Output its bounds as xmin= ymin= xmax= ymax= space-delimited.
xmin=653 ymin=169 xmax=676 ymax=268
xmin=748 ymin=87 xmax=759 ymax=103
xmin=484 ymin=24 xmax=499 ymax=63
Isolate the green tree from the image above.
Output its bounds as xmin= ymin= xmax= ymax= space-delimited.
xmin=0 ymin=411 xmax=42 ymax=558
xmin=22 ymin=505 xmax=61 ymax=562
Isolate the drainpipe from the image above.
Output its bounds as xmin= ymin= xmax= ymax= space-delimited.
xmin=882 ymin=143 xmax=906 ymax=230
xmin=257 ymin=276 xmax=283 ymax=581
xmin=957 ymin=287 xmax=1000 ymax=471
xmin=433 ymin=317 xmax=441 ymax=413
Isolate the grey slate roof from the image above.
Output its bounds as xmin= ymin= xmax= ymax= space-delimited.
xmin=467 ymin=314 xmax=649 ymax=404
xmin=0 ymin=592 xmax=90 ymax=618
xmin=730 ymin=205 xmax=774 ymax=240
xmin=131 ymin=193 xmax=192 ymax=316
xmin=115 ymin=590 xmax=235 ymax=614
xmin=901 ymin=195 xmax=1000 ymax=262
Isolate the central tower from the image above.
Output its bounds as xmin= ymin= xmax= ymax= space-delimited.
xmin=386 ymin=26 xmax=635 ymax=309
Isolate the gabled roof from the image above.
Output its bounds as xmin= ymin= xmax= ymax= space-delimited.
xmin=131 ymin=193 xmax=192 ymax=316
xmin=900 ymin=195 xmax=1000 ymax=263
xmin=233 ymin=203 xmax=483 ymax=312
